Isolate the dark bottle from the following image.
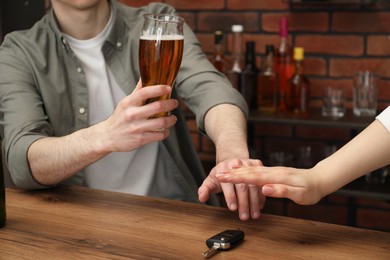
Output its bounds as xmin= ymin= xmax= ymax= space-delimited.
xmin=274 ymin=18 xmax=294 ymax=113
xmin=258 ymin=45 xmax=277 ymax=113
xmin=286 ymin=47 xmax=310 ymax=117
xmin=1 ymin=167 xmax=5 ymax=228
xmin=210 ymin=30 xmax=228 ymax=74
xmin=227 ymin=24 xmax=244 ymax=90
xmin=241 ymin=41 xmax=259 ymax=110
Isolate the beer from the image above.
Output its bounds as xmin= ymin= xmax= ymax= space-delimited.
xmin=139 ymin=35 xmax=184 ymax=118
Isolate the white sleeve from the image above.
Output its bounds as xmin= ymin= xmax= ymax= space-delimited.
xmin=376 ymin=106 xmax=390 ymax=133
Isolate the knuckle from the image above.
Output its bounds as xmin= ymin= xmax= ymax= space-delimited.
xmin=235 ymin=183 xmax=248 ymax=192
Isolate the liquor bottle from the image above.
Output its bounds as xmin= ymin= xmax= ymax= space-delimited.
xmin=258 ymin=44 xmax=277 ymax=113
xmin=1 ymin=168 xmax=5 ymax=228
xmin=227 ymin=24 xmax=244 ymax=90
xmin=241 ymin=41 xmax=259 ymax=110
xmin=274 ymin=18 xmax=294 ymax=113
xmin=286 ymin=47 xmax=310 ymax=117
xmin=210 ymin=30 xmax=228 ymax=74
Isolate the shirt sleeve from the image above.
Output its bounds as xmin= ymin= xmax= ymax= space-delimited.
xmin=376 ymin=106 xmax=390 ymax=134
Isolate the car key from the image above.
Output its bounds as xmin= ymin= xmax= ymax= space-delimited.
xmin=202 ymin=229 xmax=245 ymax=258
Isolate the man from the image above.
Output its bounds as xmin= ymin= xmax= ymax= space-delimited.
xmin=0 ymin=0 xmax=263 ymax=220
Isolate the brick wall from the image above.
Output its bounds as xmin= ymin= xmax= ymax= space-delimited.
xmin=127 ymin=0 xmax=390 ymax=231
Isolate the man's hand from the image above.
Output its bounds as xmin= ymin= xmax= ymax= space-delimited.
xmin=96 ymin=80 xmax=179 ymax=153
xmin=198 ymin=158 xmax=265 ymax=221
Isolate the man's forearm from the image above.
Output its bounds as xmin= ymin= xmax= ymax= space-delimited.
xmin=27 ymin=125 xmax=108 ymax=186
xmin=204 ymin=104 xmax=249 ymax=162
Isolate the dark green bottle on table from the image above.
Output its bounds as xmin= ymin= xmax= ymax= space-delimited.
xmin=1 ymin=167 xmax=6 ymax=227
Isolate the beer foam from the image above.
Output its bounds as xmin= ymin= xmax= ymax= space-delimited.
xmin=140 ymin=34 xmax=184 ymax=41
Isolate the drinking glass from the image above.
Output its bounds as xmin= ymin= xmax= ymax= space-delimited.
xmin=139 ymin=14 xmax=184 ymax=118
xmin=353 ymin=71 xmax=379 ymax=117
xmin=322 ymin=86 xmax=345 ymax=118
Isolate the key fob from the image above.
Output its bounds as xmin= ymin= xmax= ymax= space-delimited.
xmin=206 ymin=229 xmax=245 ymax=250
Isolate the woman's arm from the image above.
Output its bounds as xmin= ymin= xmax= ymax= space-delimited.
xmin=216 ymin=119 xmax=390 ymax=205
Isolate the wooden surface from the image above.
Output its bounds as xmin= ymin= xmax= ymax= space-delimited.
xmin=1 ymin=186 xmax=390 ymax=259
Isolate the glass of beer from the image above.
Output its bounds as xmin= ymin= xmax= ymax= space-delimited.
xmin=139 ymin=14 xmax=184 ymax=118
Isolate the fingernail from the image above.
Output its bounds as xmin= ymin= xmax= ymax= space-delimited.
xmin=252 ymin=211 xmax=260 ymax=219
xmin=229 ymin=203 xmax=237 ymax=211
xmin=241 ymin=212 xmax=249 ymax=220
xmin=262 ymin=186 xmax=275 ymax=195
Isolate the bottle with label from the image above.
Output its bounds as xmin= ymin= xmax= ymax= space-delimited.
xmin=241 ymin=41 xmax=259 ymax=110
xmin=1 ymin=168 xmax=5 ymax=228
xmin=227 ymin=24 xmax=244 ymax=90
xmin=210 ymin=30 xmax=228 ymax=74
xmin=274 ymin=18 xmax=294 ymax=113
xmin=286 ymin=47 xmax=310 ymax=117
xmin=258 ymin=44 xmax=277 ymax=113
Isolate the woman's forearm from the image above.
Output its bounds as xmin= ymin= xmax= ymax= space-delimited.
xmin=315 ymin=119 xmax=390 ymax=197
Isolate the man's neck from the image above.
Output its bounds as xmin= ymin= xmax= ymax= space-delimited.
xmin=51 ymin=0 xmax=111 ymax=40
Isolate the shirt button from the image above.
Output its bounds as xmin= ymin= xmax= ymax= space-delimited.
xmin=116 ymin=42 xmax=122 ymax=48
xmin=79 ymin=107 xmax=86 ymax=114
xmin=77 ymin=67 xmax=82 ymax=73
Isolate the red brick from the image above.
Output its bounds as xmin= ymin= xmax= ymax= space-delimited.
xmin=304 ymin=57 xmax=327 ymax=76
xmin=330 ymin=58 xmax=390 ymax=77
xmin=333 ymin=12 xmax=390 ymax=33
xmin=185 ymin=118 xmax=197 ymax=132
xmin=190 ymin=132 xmax=200 ymax=151
xmin=309 ymin=79 xmax=353 ymax=98
xmin=367 ymin=35 xmax=390 ymax=55
xmin=198 ymin=12 xmax=260 ymax=32
xmin=262 ymin=13 xmax=329 ymax=33
xmin=118 ymin=0 xmax=161 ymax=7
xmin=225 ymin=34 xmax=278 ymax=57
xmin=227 ymin=0 xmax=288 ymax=10
xmin=238 ymin=34 xmax=278 ymax=54
xmin=296 ymin=35 xmax=364 ymax=56
xmin=165 ymin=0 xmax=224 ymax=10
xmin=196 ymin=33 xmax=215 ymax=53
xmin=378 ymin=80 xmax=390 ymax=105
xmin=200 ymin=135 xmax=216 ymax=153
xmin=180 ymin=12 xmax=196 ymax=30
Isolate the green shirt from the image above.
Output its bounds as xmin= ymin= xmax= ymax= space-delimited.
xmin=0 ymin=1 xmax=247 ymax=204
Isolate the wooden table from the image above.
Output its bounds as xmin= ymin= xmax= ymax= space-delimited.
xmin=1 ymin=186 xmax=389 ymax=259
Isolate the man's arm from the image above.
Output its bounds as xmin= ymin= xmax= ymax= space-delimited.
xmin=28 ymin=83 xmax=178 ymax=186
xmin=198 ymin=104 xmax=264 ymax=221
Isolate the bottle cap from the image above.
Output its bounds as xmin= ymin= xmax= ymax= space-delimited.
xmin=232 ymin=25 xmax=244 ymax=33
xmin=279 ymin=18 xmax=289 ymax=37
xmin=215 ymin=30 xmax=223 ymax=44
xmin=294 ymin=47 xmax=304 ymax=61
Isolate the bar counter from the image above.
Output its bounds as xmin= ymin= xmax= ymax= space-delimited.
xmin=1 ymin=186 xmax=389 ymax=259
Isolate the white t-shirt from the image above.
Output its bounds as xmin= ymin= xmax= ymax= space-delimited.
xmin=376 ymin=106 xmax=390 ymax=133
xmin=63 ymin=8 xmax=166 ymax=196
